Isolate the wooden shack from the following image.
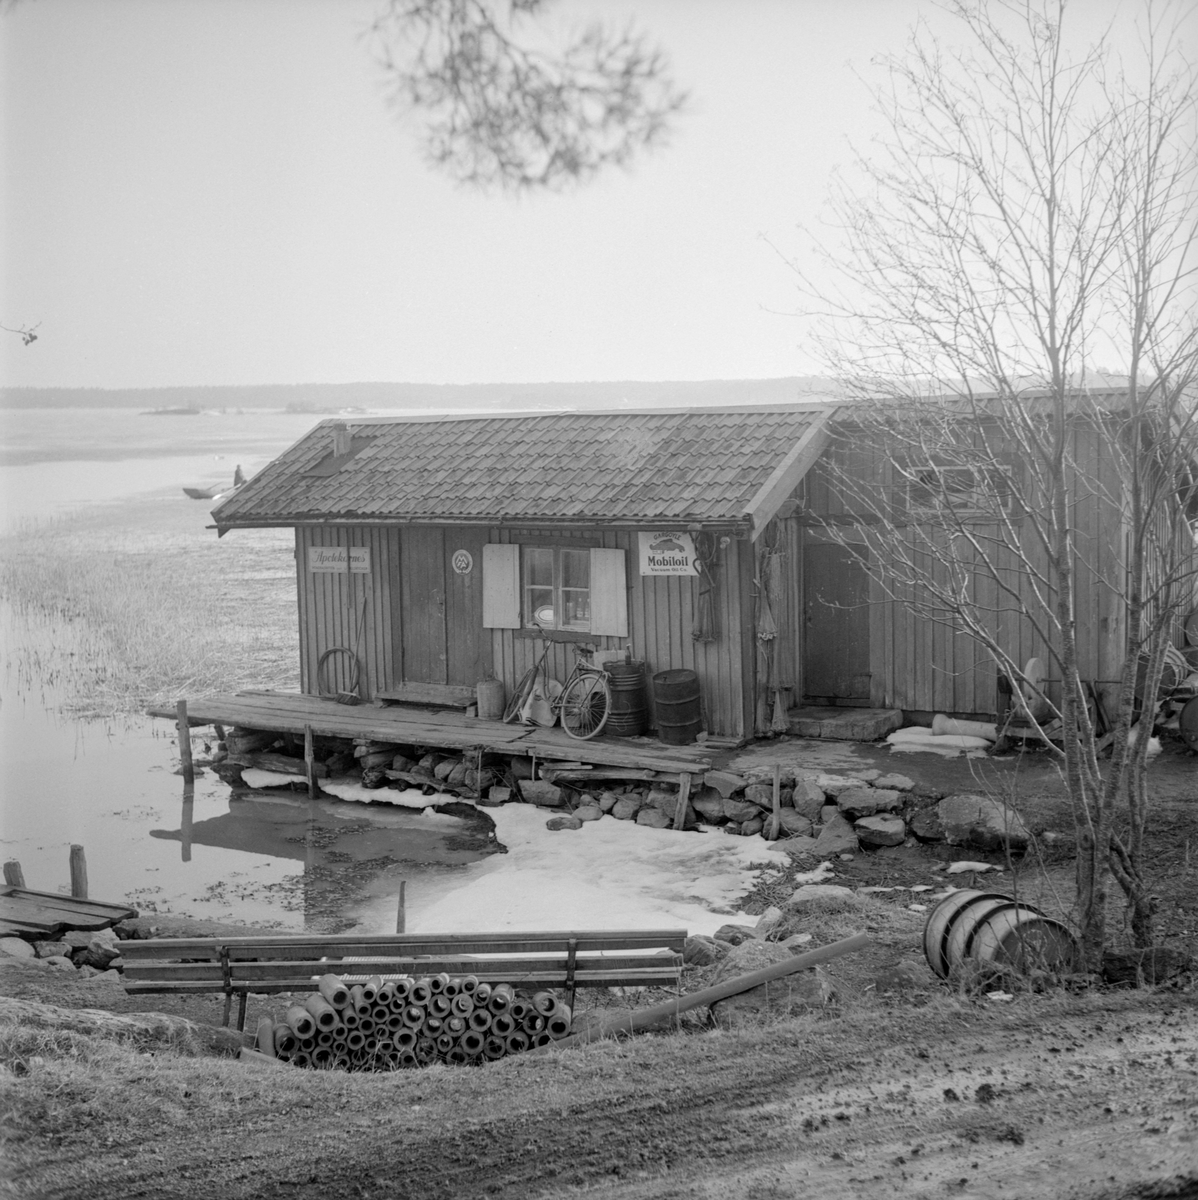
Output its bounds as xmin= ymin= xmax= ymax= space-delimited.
xmin=211 ymin=405 xmax=833 ymax=742
xmin=204 ymin=390 xmax=1191 ymax=745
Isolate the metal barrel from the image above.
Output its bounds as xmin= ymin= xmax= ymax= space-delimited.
xmin=652 ymin=669 xmax=702 ymax=745
xmin=605 ymin=660 xmax=648 ymax=736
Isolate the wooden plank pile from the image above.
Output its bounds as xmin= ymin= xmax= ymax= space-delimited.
xmin=256 ymin=971 xmax=573 ymax=1070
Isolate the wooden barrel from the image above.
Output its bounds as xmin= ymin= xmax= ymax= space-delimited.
xmin=923 ymin=889 xmax=1077 ymax=979
xmin=605 ymin=660 xmax=648 ymax=736
xmin=652 ymin=669 xmax=702 ymax=745
xmin=475 ymin=678 xmax=505 ymax=721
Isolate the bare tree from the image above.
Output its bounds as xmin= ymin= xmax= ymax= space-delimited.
xmin=369 ymin=0 xmax=687 ymax=191
xmin=790 ymin=0 xmax=1198 ymax=968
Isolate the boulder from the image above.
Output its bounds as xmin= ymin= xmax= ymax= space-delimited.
xmin=814 ymin=774 xmax=862 ymax=797
xmin=645 ymin=787 xmax=678 ymax=812
xmin=479 ymin=786 xmax=511 ymax=806
xmin=433 ymin=757 xmax=460 ymax=781
xmin=521 ymin=780 xmax=565 ymax=807
xmin=690 ymin=786 xmax=726 ymax=822
xmin=683 ymin=935 xmax=729 ymax=966
xmin=836 ymin=787 xmax=902 ymax=819
xmin=873 ymin=960 xmax=931 ymax=992
xmin=612 ymin=796 xmax=643 ymax=821
xmin=854 ymin=814 xmax=907 ymax=847
xmin=849 ymin=768 xmax=881 ymax=782
xmin=789 ymin=779 xmax=826 ymax=820
xmin=743 ymin=783 xmax=775 ymax=811
xmin=43 ymin=956 xmax=76 ymax=971
xmin=777 ymin=834 xmax=819 ymax=854
xmin=574 ymin=805 xmax=603 ymax=822
xmin=0 ymin=938 xmax=35 ymax=960
xmin=874 ymin=773 xmax=915 ymax=792
xmin=33 ymin=941 xmax=70 ymax=959
xmin=819 ymin=805 xmax=841 ymax=824
xmin=810 ymin=813 xmax=859 ymax=858
xmin=597 ymin=790 xmax=621 ymax=813
xmin=636 ymin=808 xmax=672 ymax=829
xmin=777 ymin=809 xmax=814 ymax=838
xmin=545 ymin=816 xmax=584 ymax=831
xmin=938 ymin=793 xmax=1031 ymax=852
xmin=740 ymin=816 xmax=765 ymax=837
xmin=722 ymin=796 xmax=761 ymax=823
xmin=788 ymin=883 xmax=855 ymax=907
xmin=713 ymin=924 xmax=758 ymax=946
xmin=754 ymin=907 xmax=785 ymax=936
xmin=446 ymin=761 xmax=470 ymax=787
xmin=508 ymin=756 xmax=535 ymax=780
xmin=908 ymin=807 xmax=945 ymax=842
xmin=703 ymin=770 xmax=748 ymax=798
xmin=707 ymin=940 xmax=833 ymax=1026
xmin=73 ymin=935 xmax=121 ymax=970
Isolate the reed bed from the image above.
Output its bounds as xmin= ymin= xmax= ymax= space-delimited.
xmin=0 ymin=497 xmax=298 ymax=717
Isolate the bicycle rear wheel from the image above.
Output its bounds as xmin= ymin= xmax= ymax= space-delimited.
xmin=559 ymin=671 xmax=611 ymax=740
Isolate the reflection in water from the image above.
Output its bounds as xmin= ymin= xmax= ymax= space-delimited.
xmin=150 ymin=790 xmax=498 ymax=932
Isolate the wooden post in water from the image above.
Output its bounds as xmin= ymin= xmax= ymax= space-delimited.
xmin=176 ymin=700 xmax=194 ymax=785
xmin=69 ymin=845 xmax=88 ymax=899
xmin=3 ymin=861 xmax=25 ymax=888
xmin=396 ymin=881 xmax=407 ymax=934
xmin=304 ymin=724 xmax=317 ymax=799
xmin=181 ymin=791 xmax=194 ymax=863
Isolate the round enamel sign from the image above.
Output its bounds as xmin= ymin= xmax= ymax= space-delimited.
xmin=451 ymin=549 xmax=474 ymax=575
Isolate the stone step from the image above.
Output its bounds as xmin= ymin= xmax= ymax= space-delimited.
xmin=788 ymin=706 xmax=903 ymax=741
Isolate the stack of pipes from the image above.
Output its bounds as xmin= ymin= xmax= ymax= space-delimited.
xmin=257 ymin=972 xmax=573 ymax=1070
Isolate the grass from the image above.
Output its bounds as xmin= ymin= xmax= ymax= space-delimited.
xmin=0 ymin=495 xmax=298 ymax=717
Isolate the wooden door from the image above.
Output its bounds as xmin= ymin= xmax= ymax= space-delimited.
xmin=803 ymin=541 xmax=870 ymax=702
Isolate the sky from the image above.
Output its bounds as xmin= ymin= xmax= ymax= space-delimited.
xmin=0 ymin=0 xmax=1141 ymax=391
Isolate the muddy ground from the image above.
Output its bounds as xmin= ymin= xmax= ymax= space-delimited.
xmin=4 ymin=735 xmax=1197 ymax=1200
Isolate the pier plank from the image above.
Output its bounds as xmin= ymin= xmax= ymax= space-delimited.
xmin=146 ymin=691 xmax=713 ymax=774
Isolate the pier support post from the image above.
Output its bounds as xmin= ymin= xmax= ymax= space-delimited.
xmin=304 ymin=724 xmax=316 ymax=799
xmin=69 ymin=845 xmax=88 ymax=899
xmin=176 ymin=700 xmax=194 ymax=785
xmin=396 ymin=880 xmax=407 ymax=934
xmin=3 ymin=861 xmax=25 ymax=888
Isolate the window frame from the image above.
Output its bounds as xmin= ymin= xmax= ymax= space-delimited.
xmin=521 ymin=543 xmax=593 ymax=632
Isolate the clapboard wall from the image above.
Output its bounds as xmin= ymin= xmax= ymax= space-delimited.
xmin=798 ymin=421 xmax=1140 ymax=718
xmin=295 ymin=523 xmax=757 ymax=739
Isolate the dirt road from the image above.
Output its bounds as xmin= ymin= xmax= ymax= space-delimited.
xmin=22 ymin=994 xmax=1195 ymax=1200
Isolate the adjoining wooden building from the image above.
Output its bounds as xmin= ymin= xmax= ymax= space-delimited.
xmin=207 ymin=391 xmax=1193 ymax=744
xmin=211 ymin=405 xmax=833 ymax=743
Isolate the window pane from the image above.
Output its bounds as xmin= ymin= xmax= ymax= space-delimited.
xmin=526 ymin=586 xmax=555 ymax=626
xmin=525 ymin=547 xmax=553 ymax=586
xmin=561 ymin=548 xmax=590 ymax=589
xmin=560 ymin=588 xmax=590 ymax=629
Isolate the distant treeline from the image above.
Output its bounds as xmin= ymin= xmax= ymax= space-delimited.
xmin=0 ymin=378 xmax=833 ymax=412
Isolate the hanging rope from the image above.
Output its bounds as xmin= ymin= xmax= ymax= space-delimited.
xmin=692 ymin=531 xmax=720 ymax=643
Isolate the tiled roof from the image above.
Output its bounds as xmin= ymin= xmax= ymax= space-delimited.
xmin=213 ymin=406 xmax=833 ymax=529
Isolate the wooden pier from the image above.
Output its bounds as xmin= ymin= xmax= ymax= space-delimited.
xmin=148 ymin=690 xmax=717 ymax=779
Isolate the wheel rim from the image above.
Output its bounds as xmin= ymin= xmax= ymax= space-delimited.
xmin=560 ymin=673 xmax=610 ymax=739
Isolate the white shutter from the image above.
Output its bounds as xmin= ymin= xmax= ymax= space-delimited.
xmin=482 ymin=543 xmax=521 ymax=629
xmin=589 ymin=547 xmax=628 ymax=637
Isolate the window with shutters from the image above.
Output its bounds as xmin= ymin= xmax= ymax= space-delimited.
xmin=482 ymin=542 xmax=627 ymax=637
xmin=523 ymin=546 xmax=591 ymax=631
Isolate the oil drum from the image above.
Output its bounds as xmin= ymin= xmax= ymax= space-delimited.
xmin=652 ymin=669 xmax=702 ymax=745
xmin=604 ymin=660 xmax=648 ymax=737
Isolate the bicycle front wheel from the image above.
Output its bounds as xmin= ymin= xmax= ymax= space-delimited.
xmin=559 ymin=671 xmax=611 ymax=740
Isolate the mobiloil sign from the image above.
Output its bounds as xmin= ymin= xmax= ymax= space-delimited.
xmin=638 ymin=532 xmax=699 ymax=576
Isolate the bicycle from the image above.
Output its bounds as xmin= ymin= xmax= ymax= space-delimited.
xmin=552 ymin=647 xmax=612 ymax=740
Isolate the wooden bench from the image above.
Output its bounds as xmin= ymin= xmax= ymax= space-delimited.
xmin=375 ymin=683 xmax=476 ymax=709
xmin=120 ymin=929 xmax=687 ymax=1030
